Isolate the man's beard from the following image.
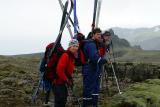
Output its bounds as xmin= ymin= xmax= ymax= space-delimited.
xmin=105 ymin=41 xmax=110 ymax=46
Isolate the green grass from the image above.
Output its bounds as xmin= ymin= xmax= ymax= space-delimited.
xmin=109 ymin=79 xmax=160 ymax=107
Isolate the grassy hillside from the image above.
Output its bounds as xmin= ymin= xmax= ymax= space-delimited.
xmin=115 ymin=49 xmax=160 ymax=64
xmin=0 ymin=55 xmax=41 ymax=107
xmin=0 ymin=55 xmax=104 ymax=106
xmin=0 ymin=49 xmax=160 ymax=106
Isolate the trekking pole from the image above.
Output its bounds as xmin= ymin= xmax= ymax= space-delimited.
xmin=100 ymin=66 xmax=104 ymax=89
xmin=67 ymin=85 xmax=82 ymax=107
xmin=100 ymin=65 xmax=108 ymax=90
xmin=110 ymin=62 xmax=122 ymax=94
xmin=110 ymin=40 xmax=116 ymax=63
xmin=32 ymin=71 xmax=45 ymax=103
xmin=103 ymin=65 xmax=110 ymax=95
xmin=107 ymin=29 xmax=122 ymax=94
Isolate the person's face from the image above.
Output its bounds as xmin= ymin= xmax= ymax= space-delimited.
xmin=93 ymin=32 xmax=102 ymax=42
xmin=103 ymin=36 xmax=111 ymax=42
xmin=103 ymin=36 xmax=111 ymax=46
xmin=69 ymin=45 xmax=79 ymax=54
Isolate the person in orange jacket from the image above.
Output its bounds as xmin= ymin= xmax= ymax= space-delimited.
xmin=53 ymin=39 xmax=79 ymax=107
xmin=99 ymin=30 xmax=111 ymax=57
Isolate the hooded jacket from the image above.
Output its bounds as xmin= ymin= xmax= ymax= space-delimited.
xmin=54 ymin=50 xmax=75 ymax=84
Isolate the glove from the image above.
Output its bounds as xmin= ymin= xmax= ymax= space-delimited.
xmin=106 ymin=60 xmax=111 ymax=64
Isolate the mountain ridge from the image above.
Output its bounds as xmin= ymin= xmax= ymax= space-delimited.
xmin=111 ymin=25 xmax=160 ymax=50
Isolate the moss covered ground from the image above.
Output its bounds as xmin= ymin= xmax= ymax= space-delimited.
xmin=0 ymin=52 xmax=160 ymax=107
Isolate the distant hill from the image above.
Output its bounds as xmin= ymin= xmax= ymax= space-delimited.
xmin=138 ymin=37 xmax=160 ymax=50
xmin=14 ymin=36 xmax=132 ymax=58
xmin=112 ymin=25 xmax=160 ymax=50
xmin=111 ymin=34 xmax=131 ymax=48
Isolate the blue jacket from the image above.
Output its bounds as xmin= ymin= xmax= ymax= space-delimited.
xmin=83 ymin=40 xmax=106 ymax=73
xmin=82 ymin=40 xmax=106 ymax=77
xmin=82 ymin=39 xmax=107 ymax=106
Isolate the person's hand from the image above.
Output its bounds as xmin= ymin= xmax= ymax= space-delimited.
xmin=106 ymin=60 xmax=111 ymax=64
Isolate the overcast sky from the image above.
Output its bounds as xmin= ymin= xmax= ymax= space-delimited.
xmin=0 ymin=0 xmax=160 ymax=55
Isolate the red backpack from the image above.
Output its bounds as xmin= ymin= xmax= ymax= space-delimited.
xmin=43 ymin=43 xmax=65 ymax=81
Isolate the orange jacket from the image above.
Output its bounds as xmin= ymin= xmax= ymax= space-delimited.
xmin=54 ymin=50 xmax=75 ymax=84
xmin=99 ymin=47 xmax=106 ymax=57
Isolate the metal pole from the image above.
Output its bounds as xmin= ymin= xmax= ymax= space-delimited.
xmin=110 ymin=62 xmax=122 ymax=94
xmin=67 ymin=85 xmax=82 ymax=107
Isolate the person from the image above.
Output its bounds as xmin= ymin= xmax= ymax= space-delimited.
xmin=98 ymin=30 xmax=111 ymax=57
xmin=98 ymin=30 xmax=112 ymax=93
xmin=39 ymin=43 xmax=65 ymax=106
xmin=53 ymin=39 xmax=79 ymax=107
xmin=39 ymin=57 xmax=53 ymax=106
xmin=102 ymin=30 xmax=111 ymax=53
xmin=82 ymin=28 xmax=110 ymax=107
